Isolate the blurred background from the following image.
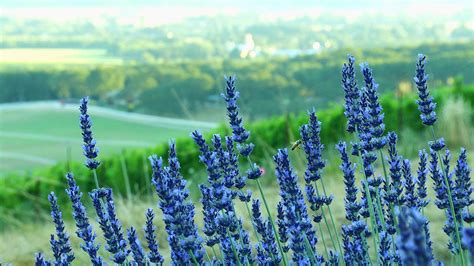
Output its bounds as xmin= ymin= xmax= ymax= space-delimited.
xmin=1 ymin=0 xmax=473 ymax=175
xmin=0 ymin=0 xmax=473 ymax=264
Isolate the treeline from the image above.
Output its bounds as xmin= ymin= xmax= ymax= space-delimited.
xmin=2 ymin=12 xmax=473 ymax=60
xmin=1 ymin=42 xmax=473 ymax=119
xmin=1 ymin=84 xmax=473 ymax=227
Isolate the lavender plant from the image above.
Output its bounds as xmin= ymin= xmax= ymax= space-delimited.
xmin=79 ymin=97 xmax=100 ymax=171
xmin=396 ymin=207 xmax=434 ymax=265
xmin=79 ymin=96 xmax=102 ymax=191
xmin=47 ymin=192 xmax=74 ymax=264
xmin=89 ymin=188 xmax=129 ymax=263
xmin=415 ymin=54 xmax=468 ymax=264
xmin=65 ymin=173 xmax=103 ymax=265
xmin=149 ymin=142 xmax=205 ymax=264
xmin=299 ymin=110 xmax=340 ymax=256
xmin=144 ymin=208 xmax=165 ymax=265
xmin=32 ymin=54 xmax=472 ymax=266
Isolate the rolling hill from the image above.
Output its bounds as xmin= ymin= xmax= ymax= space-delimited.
xmin=0 ymin=101 xmax=216 ymax=175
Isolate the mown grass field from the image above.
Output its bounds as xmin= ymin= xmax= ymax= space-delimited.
xmin=0 ymin=102 xmax=216 ymax=175
xmin=0 ymin=48 xmax=123 ymax=65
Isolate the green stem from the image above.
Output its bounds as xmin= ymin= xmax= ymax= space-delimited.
xmin=244 ymin=200 xmax=262 ymax=244
xmin=211 ymin=246 xmax=219 ymax=259
xmin=247 ymin=156 xmax=288 ymax=266
xmin=317 ymin=221 xmax=330 ymax=259
xmin=314 ymin=183 xmax=339 ymax=253
xmin=378 ymin=150 xmax=392 ymax=228
xmin=319 ymin=179 xmax=344 ymax=256
xmin=189 ymin=250 xmax=200 ymax=265
xmin=92 ymin=169 xmax=99 ymax=189
xmin=204 ymin=248 xmax=211 ymax=262
xmin=361 ymin=178 xmax=381 ymax=256
xmin=374 ymin=189 xmax=387 ymax=232
xmin=302 ymin=234 xmax=317 ymax=265
xmin=255 ymin=178 xmax=289 ymax=265
xmin=142 ymin=153 xmax=153 ymax=199
xmin=361 ymin=234 xmax=374 ymax=266
xmin=378 ymin=150 xmax=399 ymax=255
xmin=227 ymin=230 xmax=242 ymax=266
xmin=351 ymin=129 xmax=379 ymax=264
xmin=243 ymin=200 xmax=276 ymax=262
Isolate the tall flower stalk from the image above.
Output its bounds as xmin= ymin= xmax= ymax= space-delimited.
xmin=341 ymin=56 xmax=387 ymax=255
xmin=79 ymin=97 xmax=101 ymax=188
xmin=143 ymin=208 xmax=165 ymax=265
xmin=47 ymin=192 xmax=74 ymax=264
xmin=414 ymin=54 xmax=466 ymax=264
xmin=300 ymin=110 xmax=342 ymax=256
xmin=149 ymin=142 xmax=205 ymax=264
xmin=221 ymin=75 xmax=288 ymax=265
xmin=274 ymin=148 xmax=321 ymax=264
xmin=89 ymin=188 xmax=129 ymax=263
xmin=65 ymin=173 xmax=103 ymax=265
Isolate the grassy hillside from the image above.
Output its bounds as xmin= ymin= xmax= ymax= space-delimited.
xmin=0 ymin=102 xmax=216 ymax=174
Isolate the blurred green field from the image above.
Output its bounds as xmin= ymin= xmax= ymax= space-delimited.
xmin=0 ymin=102 xmax=216 ymax=175
xmin=0 ymin=48 xmax=122 ymax=65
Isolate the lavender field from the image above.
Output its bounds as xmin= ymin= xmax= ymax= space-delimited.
xmin=1 ymin=54 xmax=473 ymax=265
xmin=0 ymin=1 xmax=473 ymax=265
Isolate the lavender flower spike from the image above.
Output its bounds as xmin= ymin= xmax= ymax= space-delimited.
xmin=144 ymin=208 xmax=164 ymax=265
xmin=35 ymin=253 xmax=52 ymax=266
xmin=429 ymin=138 xmax=446 ymax=152
xmin=251 ymin=199 xmax=282 ymax=264
xmin=274 ymin=148 xmax=319 ymax=263
xmin=128 ymin=226 xmax=146 ymax=264
xmin=402 ymin=160 xmax=417 ymax=208
xmin=360 ymin=63 xmax=386 ymax=150
xmin=397 ymin=207 xmax=434 ymax=265
xmin=414 ymin=54 xmax=437 ymax=126
xmin=222 ymin=75 xmax=254 ymax=156
xmin=454 ymin=148 xmax=471 ymax=214
xmin=336 ymin=141 xmax=360 ymax=222
xmin=386 ymin=132 xmax=404 ymax=206
xmin=462 ymin=227 xmax=474 ymax=265
xmin=48 ymin=192 xmax=74 ymax=264
xmin=150 ymin=141 xmax=204 ymax=264
xmin=65 ymin=172 xmax=103 ymax=265
xmin=79 ymin=96 xmax=100 ymax=169
xmin=378 ymin=231 xmax=393 ymax=265
xmin=416 ymin=150 xmax=429 ymax=209
xmin=89 ymin=188 xmax=128 ymax=263
xmin=341 ymin=55 xmax=361 ymax=133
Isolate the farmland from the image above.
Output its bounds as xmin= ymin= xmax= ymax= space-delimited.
xmin=0 ymin=101 xmax=216 ymax=175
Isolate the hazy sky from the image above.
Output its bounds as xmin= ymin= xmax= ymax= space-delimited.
xmin=1 ymin=0 xmax=473 ymax=8
xmin=1 ymin=0 xmax=472 ymax=25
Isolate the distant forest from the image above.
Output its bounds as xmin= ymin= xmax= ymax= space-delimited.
xmin=1 ymin=42 xmax=473 ymax=119
xmin=2 ymin=10 xmax=472 ymax=61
